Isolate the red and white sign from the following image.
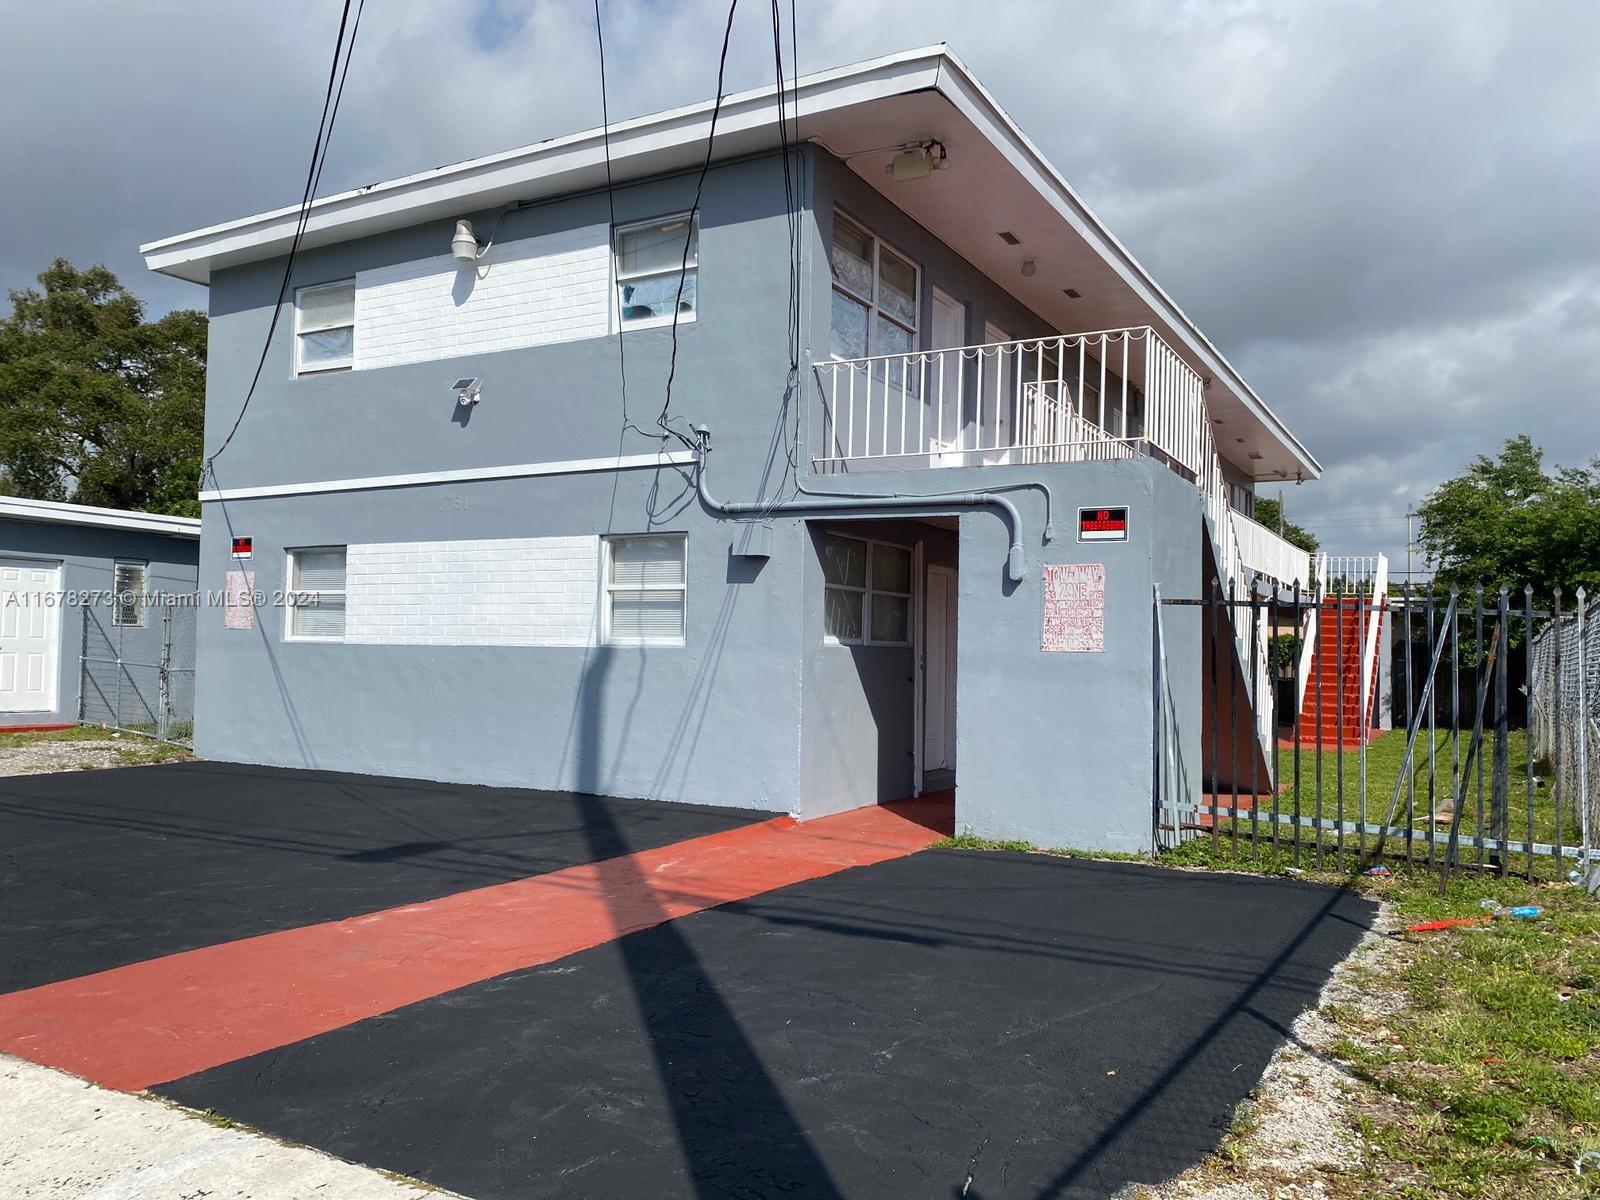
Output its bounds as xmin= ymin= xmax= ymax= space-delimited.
xmin=231 ymin=536 xmax=253 ymax=559
xmin=223 ymin=570 xmax=255 ymax=631
xmin=1041 ymin=562 xmax=1105 ymax=653
xmin=1077 ymin=507 xmax=1128 ymax=542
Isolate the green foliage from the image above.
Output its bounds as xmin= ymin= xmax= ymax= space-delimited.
xmin=1416 ymin=435 xmax=1600 ymax=601
xmin=1251 ymin=496 xmax=1320 ymax=554
xmin=1268 ymin=632 xmax=1301 ymax=675
xmin=0 ymin=259 xmax=205 ymax=517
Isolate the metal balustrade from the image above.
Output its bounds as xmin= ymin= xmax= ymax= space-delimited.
xmin=812 ymin=326 xmax=1205 ymax=476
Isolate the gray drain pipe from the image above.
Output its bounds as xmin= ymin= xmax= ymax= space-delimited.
xmin=691 ymin=426 xmax=1028 ymax=582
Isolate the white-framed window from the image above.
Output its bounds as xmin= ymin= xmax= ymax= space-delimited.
xmin=293 ymin=280 xmax=355 ymax=375
xmin=603 ymin=534 xmax=687 ymax=645
xmin=285 ymin=546 xmax=347 ymax=641
xmin=829 ymin=212 xmax=920 ymax=362
xmin=615 ymin=214 xmax=698 ymax=330
xmin=112 ymin=561 xmax=147 ymax=628
xmin=822 ymin=533 xmax=912 ymax=646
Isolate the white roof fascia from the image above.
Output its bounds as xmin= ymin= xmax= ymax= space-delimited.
xmin=0 ymin=496 xmax=202 ymax=539
xmin=140 ymin=46 xmax=947 ymax=285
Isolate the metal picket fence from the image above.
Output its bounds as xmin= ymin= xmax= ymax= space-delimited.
xmin=78 ymin=602 xmax=197 ymax=745
xmin=1154 ymin=581 xmax=1596 ymax=888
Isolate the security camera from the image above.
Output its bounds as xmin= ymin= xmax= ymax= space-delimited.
xmin=452 ymin=377 xmax=481 ymax=406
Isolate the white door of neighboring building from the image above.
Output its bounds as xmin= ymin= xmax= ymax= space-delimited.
xmin=929 ymin=290 xmax=966 ymax=462
xmin=922 ymin=565 xmax=958 ymax=772
xmin=0 ymin=557 xmax=61 ymax=714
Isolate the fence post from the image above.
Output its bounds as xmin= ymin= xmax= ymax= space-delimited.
xmin=1493 ymin=587 xmax=1509 ymax=874
xmin=157 ymin=607 xmax=172 ymax=742
xmin=1579 ymin=588 xmax=1591 ymax=872
xmin=1524 ymin=586 xmax=1536 ymax=882
xmin=76 ymin=604 xmax=88 ymax=724
xmin=1151 ymin=585 xmax=1163 ymax=856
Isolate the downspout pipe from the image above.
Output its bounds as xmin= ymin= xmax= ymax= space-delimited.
xmin=691 ymin=427 xmax=1027 ymax=582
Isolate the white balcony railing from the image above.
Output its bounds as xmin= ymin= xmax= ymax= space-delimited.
xmin=812 ymin=326 xmax=1207 ymax=477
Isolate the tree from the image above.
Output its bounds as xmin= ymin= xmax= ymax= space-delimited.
xmin=1415 ymin=435 xmax=1600 ymax=599
xmin=0 ymin=260 xmax=206 ymax=517
xmin=1252 ymin=495 xmax=1320 ymax=554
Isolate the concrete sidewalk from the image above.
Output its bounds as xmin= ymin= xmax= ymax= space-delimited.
xmin=0 ymin=1054 xmax=454 ymax=1199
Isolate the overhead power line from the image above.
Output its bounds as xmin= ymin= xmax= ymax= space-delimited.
xmin=657 ymin=0 xmax=740 ymax=451
xmin=204 ymin=0 xmax=366 ymax=476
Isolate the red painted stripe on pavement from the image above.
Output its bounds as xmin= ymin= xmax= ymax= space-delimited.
xmin=0 ymin=798 xmax=948 ymax=1092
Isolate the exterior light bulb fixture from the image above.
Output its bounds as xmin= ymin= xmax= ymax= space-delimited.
xmin=885 ymin=140 xmax=949 ymax=181
xmin=451 ymin=219 xmax=480 ymax=263
xmin=1021 ymin=258 xmax=1037 ymax=278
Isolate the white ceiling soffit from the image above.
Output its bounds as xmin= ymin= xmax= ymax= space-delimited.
xmin=141 ymin=44 xmax=1317 ymax=481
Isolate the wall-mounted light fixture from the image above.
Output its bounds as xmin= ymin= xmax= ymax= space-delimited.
xmin=1021 ymin=258 xmax=1037 ymax=278
xmin=451 ymin=220 xmax=480 ymax=263
xmin=452 ymin=377 xmax=482 ymax=406
xmin=885 ymin=140 xmax=948 ymax=181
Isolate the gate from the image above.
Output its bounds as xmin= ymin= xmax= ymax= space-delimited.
xmin=78 ymin=602 xmax=197 ymax=745
xmin=1154 ymin=580 xmax=1596 ymax=887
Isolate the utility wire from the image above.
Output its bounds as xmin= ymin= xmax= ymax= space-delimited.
xmin=658 ymin=0 xmax=740 ymax=452
xmin=593 ymin=0 xmax=653 ymax=444
xmin=204 ymin=0 xmax=365 ymax=477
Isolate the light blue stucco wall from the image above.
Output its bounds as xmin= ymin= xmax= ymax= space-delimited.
xmin=0 ymin=519 xmax=199 ymax=727
xmin=190 ymin=142 xmax=1210 ymax=849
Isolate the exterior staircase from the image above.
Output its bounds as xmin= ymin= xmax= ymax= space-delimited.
xmin=1293 ymin=593 xmax=1382 ymax=748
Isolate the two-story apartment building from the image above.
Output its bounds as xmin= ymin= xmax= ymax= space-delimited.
xmin=143 ymin=46 xmax=1319 ymax=851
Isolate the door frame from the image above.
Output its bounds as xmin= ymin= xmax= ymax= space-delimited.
xmin=916 ymin=561 xmax=958 ymax=794
xmin=928 ymin=289 xmax=967 ymax=459
xmin=0 ymin=554 xmax=63 ymax=714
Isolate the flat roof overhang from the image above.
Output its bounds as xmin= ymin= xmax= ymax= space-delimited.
xmin=141 ymin=45 xmax=1319 ymax=482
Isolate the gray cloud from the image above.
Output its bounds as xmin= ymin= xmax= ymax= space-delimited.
xmin=4 ymin=0 xmax=1596 ymax=572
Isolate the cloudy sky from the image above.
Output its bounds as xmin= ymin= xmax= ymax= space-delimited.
xmin=4 ymin=0 xmax=1597 ymax=569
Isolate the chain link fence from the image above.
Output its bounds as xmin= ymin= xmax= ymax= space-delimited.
xmin=78 ymin=602 xmax=197 ymax=745
xmin=1530 ymin=589 xmax=1597 ymax=888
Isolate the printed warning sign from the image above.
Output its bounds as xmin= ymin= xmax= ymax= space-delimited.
xmin=1041 ymin=562 xmax=1105 ymax=653
xmin=223 ymin=569 xmax=255 ymax=630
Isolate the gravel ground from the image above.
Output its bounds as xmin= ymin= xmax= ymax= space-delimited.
xmin=0 ymin=1054 xmax=455 ymax=1199
xmin=0 ymin=733 xmax=191 ymax=777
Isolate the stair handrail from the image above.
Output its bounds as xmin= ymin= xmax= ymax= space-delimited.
xmin=1357 ymin=553 xmax=1389 ymax=732
xmin=1295 ymin=552 xmax=1329 ymax=714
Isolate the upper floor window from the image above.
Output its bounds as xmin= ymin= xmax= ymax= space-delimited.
xmin=830 ymin=213 xmax=919 ymax=360
xmin=285 ymin=546 xmax=347 ymax=641
xmin=293 ymin=280 xmax=355 ymax=375
xmin=112 ymin=561 xmax=147 ymax=628
xmin=615 ymin=215 xmax=697 ymax=330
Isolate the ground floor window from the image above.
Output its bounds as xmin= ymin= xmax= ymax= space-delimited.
xmin=286 ymin=547 xmax=347 ymax=641
xmin=822 ymin=533 xmax=912 ymax=646
xmin=112 ymin=561 xmax=147 ymax=627
xmin=604 ymin=534 xmax=687 ymax=645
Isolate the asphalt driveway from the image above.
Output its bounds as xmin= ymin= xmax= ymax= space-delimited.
xmin=0 ymin=764 xmax=1372 ymax=1198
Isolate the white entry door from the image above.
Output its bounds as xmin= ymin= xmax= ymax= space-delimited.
xmin=980 ymin=321 xmax=1015 ymax=463
xmin=922 ymin=565 xmax=958 ymax=771
xmin=928 ymin=289 xmax=966 ymax=462
xmin=0 ymin=557 xmax=61 ymax=713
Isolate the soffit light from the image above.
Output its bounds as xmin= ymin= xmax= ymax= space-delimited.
xmin=885 ymin=140 xmax=949 ymax=181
